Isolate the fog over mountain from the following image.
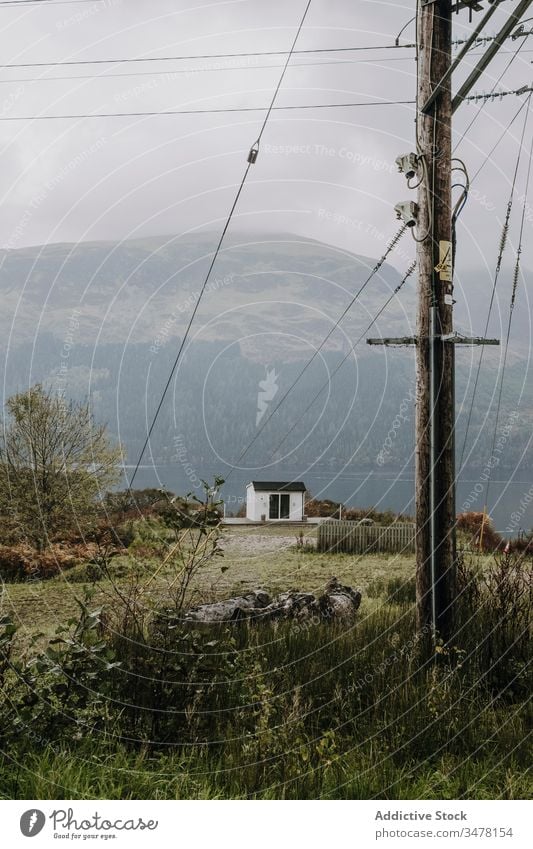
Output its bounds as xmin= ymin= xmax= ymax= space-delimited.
xmin=1 ymin=231 xmax=531 ymax=484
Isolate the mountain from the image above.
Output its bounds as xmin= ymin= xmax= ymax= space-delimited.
xmin=1 ymin=231 xmax=531 ymax=479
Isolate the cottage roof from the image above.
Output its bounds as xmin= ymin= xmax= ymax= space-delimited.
xmin=249 ymin=481 xmax=306 ymax=493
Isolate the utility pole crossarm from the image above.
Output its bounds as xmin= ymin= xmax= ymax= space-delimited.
xmin=452 ymin=0 xmax=533 ymax=111
xmin=440 ymin=332 xmax=500 ymax=344
xmin=366 ymin=337 xmax=417 ymax=346
xmin=366 ymin=333 xmax=499 ymax=346
xmin=422 ymin=0 xmax=504 ymax=114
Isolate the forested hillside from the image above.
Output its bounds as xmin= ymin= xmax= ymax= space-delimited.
xmin=1 ymin=232 xmax=531 ymax=475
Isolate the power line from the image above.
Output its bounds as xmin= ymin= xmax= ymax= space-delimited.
xmin=269 ymin=260 xmax=416 ymax=459
xmin=454 ymin=33 xmax=530 ymax=150
xmin=1 ymin=23 xmax=529 ymax=69
xmin=465 ymin=83 xmax=533 ymax=101
xmin=128 ymin=0 xmax=313 ymax=489
xmin=0 ymin=0 xmax=101 ymax=5
xmin=0 ymin=57 xmax=417 ymax=86
xmin=222 ymin=224 xmax=408 ymax=481
xmin=0 ymin=99 xmax=416 ymax=122
xmin=458 ymin=93 xmax=532 ymax=474
xmin=0 ymin=43 xmax=415 ymax=71
xmin=470 ymin=94 xmax=530 ymax=182
xmin=483 ymin=121 xmax=533 ymax=511
xmin=6 ymin=47 xmax=533 ymax=86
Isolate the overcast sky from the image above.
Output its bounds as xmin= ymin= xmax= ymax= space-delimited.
xmin=0 ymin=0 xmax=532 ymax=284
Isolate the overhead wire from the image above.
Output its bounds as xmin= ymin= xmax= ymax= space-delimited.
xmin=4 ymin=47 xmax=533 ymax=87
xmin=127 ymin=0 xmax=314 ymax=489
xmin=0 ymin=23 xmax=529 ymax=70
xmin=451 ymin=158 xmax=470 ymax=265
xmin=7 ymin=2 xmax=528 ymax=497
xmin=0 ymin=57 xmax=420 ymax=86
xmin=0 ymin=0 xmax=100 ymax=5
xmin=0 ymin=43 xmax=415 ymax=71
xmin=454 ymin=30 xmax=530 ymax=151
xmin=458 ymin=92 xmax=532 ymax=474
xmin=483 ymin=119 xmax=533 ymax=512
xmin=0 ymin=99 xmax=416 ymax=121
xmin=470 ymin=93 xmax=530 ymax=183
xmin=268 ymin=260 xmax=417 ymax=460
xmin=221 ymin=224 xmax=408 ymax=482
xmin=464 ymin=83 xmax=533 ymax=102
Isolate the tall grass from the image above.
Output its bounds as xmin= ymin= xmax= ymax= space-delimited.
xmin=0 ymin=553 xmax=531 ymax=799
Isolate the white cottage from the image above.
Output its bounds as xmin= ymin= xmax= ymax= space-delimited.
xmin=246 ymin=481 xmax=306 ymax=522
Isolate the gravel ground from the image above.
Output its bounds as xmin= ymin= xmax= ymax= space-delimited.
xmin=219 ymin=532 xmax=297 ymax=558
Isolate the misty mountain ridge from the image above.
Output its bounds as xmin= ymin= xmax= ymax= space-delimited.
xmin=1 ymin=231 xmax=531 ymax=475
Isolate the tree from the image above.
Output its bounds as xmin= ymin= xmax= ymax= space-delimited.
xmin=0 ymin=385 xmax=122 ymax=549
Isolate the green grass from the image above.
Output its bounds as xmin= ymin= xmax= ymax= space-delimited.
xmin=1 ymin=744 xmax=530 ymax=800
xmin=0 ymin=526 xmax=416 ymax=644
xmin=0 ymin=529 xmax=530 ymax=800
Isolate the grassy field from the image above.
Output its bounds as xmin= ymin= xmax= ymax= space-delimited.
xmin=0 ymin=524 xmax=415 ymax=644
xmin=0 ymin=525 xmax=530 ymax=800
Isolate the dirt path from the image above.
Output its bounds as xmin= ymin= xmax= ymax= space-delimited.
xmin=219 ymin=532 xmax=296 ymax=558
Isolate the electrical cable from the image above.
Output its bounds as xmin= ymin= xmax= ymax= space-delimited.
xmin=0 ymin=99 xmax=416 ymax=122
xmin=452 ymin=158 xmax=470 ymax=219
xmin=4 ymin=47 xmax=533 ymax=87
xmin=127 ymin=0 xmax=313 ymax=489
xmin=458 ymin=92 xmax=532 ymax=474
xmin=0 ymin=43 xmax=415 ymax=71
xmin=454 ymin=32 xmax=530 ymax=151
xmin=249 ymin=0 xmax=312 ymax=151
xmin=470 ymin=93 xmax=530 ymax=183
xmin=465 ymin=83 xmax=533 ymax=102
xmin=221 ymin=224 xmax=408 ymax=482
xmin=268 ymin=260 xmax=417 ymax=459
xmin=0 ymin=57 xmax=420 ymax=86
xmin=451 ymin=159 xmax=470 ymax=267
xmin=0 ymin=0 xmax=99 ymax=5
xmin=412 ymin=0 xmax=433 ymax=245
xmin=483 ymin=121 xmax=533 ymax=511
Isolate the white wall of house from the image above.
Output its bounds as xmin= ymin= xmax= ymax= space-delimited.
xmin=246 ymin=484 xmax=304 ymax=521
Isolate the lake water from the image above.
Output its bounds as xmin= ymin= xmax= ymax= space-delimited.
xmin=123 ymin=464 xmax=533 ymax=536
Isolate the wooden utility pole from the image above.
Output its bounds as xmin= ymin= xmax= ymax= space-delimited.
xmin=367 ymin=1 xmax=529 ymax=646
xmin=416 ymin=0 xmax=455 ymax=641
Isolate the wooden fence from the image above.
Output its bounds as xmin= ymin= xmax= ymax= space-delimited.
xmin=317 ymin=520 xmax=416 ymax=555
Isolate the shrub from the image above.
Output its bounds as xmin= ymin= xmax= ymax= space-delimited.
xmin=3 ymin=592 xmax=121 ymax=746
xmin=510 ymin=533 xmax=533 ymax=557
xmin=305 ymin=498 xmax=341 ymax=518
xmin=103 ymin=488 xmax=175 ymax=521
xmin=0 ymin=543 xmax=90 ymax=582
xmin=455 ymin=551 xmax=532 ymax=698
xmin=456 ymin=511 xmax=503 ymax=552
xmin=343 ymin=506 xmax=413 ymax=524
xmin=305 ymin=498 xmax=412 ymax=524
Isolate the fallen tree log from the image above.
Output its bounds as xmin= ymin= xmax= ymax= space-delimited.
xmin=183 ymin=589 xmax=271 ymax=623
xmin=184 ymin=578 xmax=361 ymax=625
